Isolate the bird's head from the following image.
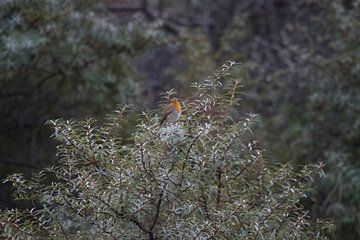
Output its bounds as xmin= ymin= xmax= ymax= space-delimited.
xmin=170 ymin=98 xmax=178 ymax=104
xmin=169 ymin=98 xmax=181 ymax=112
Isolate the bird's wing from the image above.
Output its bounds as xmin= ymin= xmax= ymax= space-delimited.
xmin=160 ymin=108 xmax=172 ymax=125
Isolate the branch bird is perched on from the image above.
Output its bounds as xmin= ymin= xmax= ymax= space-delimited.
xmin=160 ymin=98 xmax=182 ymax=126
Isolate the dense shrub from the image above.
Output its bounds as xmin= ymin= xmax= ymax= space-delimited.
xmin=0 ymin=63 xmax=332 ymax=239
xmin=132 ymin=1 xmax=360 ymax=238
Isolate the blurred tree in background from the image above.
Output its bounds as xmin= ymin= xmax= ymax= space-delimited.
xmin=277 ymin=2 xmax=360 ymax=238
xmin=217 ymin=1 xmax=360 ymax=238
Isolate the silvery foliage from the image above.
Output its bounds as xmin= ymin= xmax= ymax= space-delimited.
xmin=0 ymin=62 xmax=333 ymax=239
xmin=0 ymin=0 xmax=157 ymax=119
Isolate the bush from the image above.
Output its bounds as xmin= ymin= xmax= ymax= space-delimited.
xmin=0 ymin=62 xmax=332 ymax=239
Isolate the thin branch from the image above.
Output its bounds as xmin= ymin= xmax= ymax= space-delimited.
xmin=89 ymin=193 xmax=151 ymax=235
xmin=53 ymin=216 xmax=69 ymax=240
xmin=216 ymin=168 xmax=222 ymax=208
xmin=139 ymin=143 xmax=157 ymax=182
xmin=179 ymin=131 xmax=204 ymax=186
xmin=61 ymin=197 xmax=118 ymax=239
xmin=231 ymin=154 xmax=261 ymax=181
xmin=185 ymin=132 xmax=203 ymax=162
xmin=150 ymin=185 xmax=165 ymax=231
xmin=200 ymin=182 xmax=210 ymax=220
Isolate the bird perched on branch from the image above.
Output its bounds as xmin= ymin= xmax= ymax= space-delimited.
xmin=160 ymin=98 xmax=182 ymax=126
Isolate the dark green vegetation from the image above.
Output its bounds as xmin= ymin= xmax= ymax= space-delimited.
xmin=1 ymin=62 xmax=332 ymax=239
xmin=0 ymin=0 xmax=154 ymax=208
xmin=1 ymin=0 xmax=359 ymax=239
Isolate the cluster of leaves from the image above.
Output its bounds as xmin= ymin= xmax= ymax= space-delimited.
xmin=0 ymin=0 xmax=157 ymax=176
xmin=0 ymin=62 xmax=332 ymax=239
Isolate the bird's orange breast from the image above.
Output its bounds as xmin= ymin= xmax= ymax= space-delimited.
xmin=173 ymin=101 xmax=181 ymax=113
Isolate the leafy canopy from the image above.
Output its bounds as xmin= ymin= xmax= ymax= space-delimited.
xmin=0 ymin=62 xmax=332 ymax=239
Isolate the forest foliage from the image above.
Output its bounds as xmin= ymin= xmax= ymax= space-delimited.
xmin=0 ymin=0 xmax=359 ymax=239
xmin=0 ymin=62 xmax=333 ymax=239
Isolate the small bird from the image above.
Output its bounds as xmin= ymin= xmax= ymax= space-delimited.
xmin=160 ymin=98 xmax=182 ymax=126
